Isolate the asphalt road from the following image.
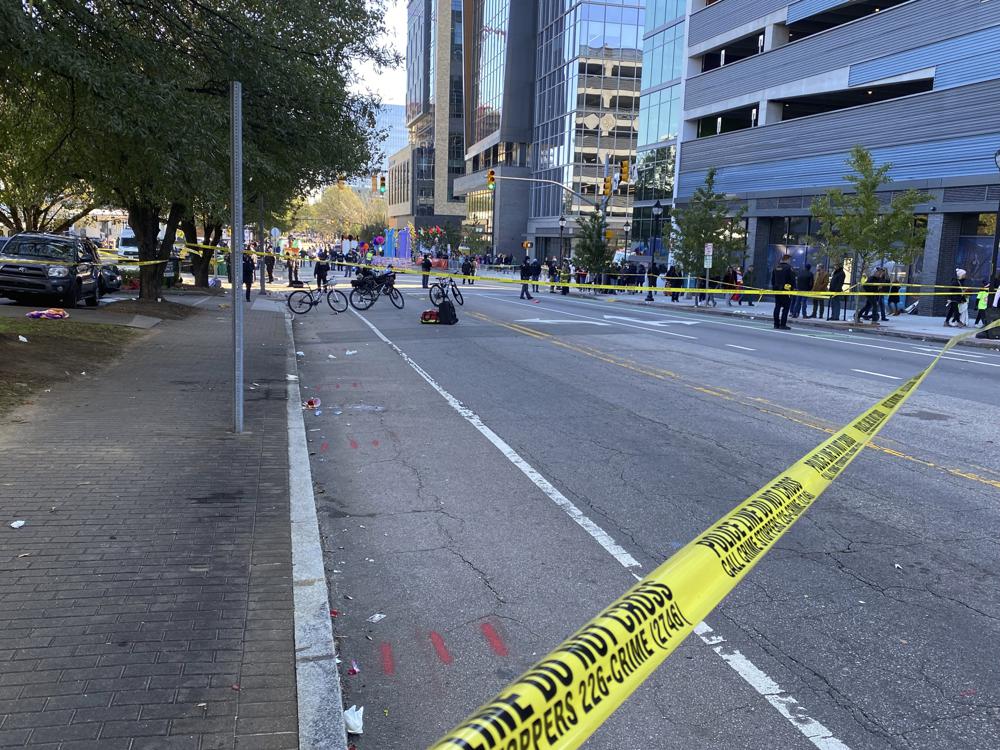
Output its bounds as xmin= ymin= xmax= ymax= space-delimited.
xmin=292 ymin=277 xmax=1000 ymax=750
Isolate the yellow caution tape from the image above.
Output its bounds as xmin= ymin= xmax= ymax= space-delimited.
xmin=320 ymin=261 xmax=973 ymax=297
xmin=428 ymin=318 xmax=999 ymax=750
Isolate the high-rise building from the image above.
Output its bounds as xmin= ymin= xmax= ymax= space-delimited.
xmin=388 ymin=0 xmax=467 ymax=231
xmin=673 ymin=0 xmax=1000 ymax=308
xmin=455 ymin=1 xmax=644 ymax=259
xmin=352 ymin=104 xmax=407 ymax=190
xmin=454 ymin=0 xmax=537 ymax=254
xmin=527 ymin=1 xmax=645 ymax=259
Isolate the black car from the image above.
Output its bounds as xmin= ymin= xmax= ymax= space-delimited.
xmin=0 ymin=232 xmax=101 ymax=307
xmin=98 ymin=260 xmax=123 ymax=295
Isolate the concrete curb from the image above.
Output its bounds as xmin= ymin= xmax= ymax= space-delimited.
xmin=284 ymin=314 xmax=349 ymax=750
xmin=559 ymin=290 xmax=1000 ymax=350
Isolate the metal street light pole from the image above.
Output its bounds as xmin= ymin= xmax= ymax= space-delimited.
xmin=559 ymin=215 xmax=566 ymax=259
xmin=230 ymin=80 xmax=244 ymax=434
xmin=647 ymin=202 xmax=662 ymax=302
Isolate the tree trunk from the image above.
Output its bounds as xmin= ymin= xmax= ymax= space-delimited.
xmin=182 ymin=216 xmax=212 ymax=288
xmin=157 ymin=202 xmax=184 ymax=292
xmin=127 ymin=201 xmax=163 ymax=302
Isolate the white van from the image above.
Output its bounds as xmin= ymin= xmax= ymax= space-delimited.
xmin=116 ymin=228 xmax=139 ymax=260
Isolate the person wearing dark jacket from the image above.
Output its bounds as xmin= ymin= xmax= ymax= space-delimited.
xmin=519 ymin=257 xmax=534 ymax=300
xmin=771 ymin=254 xmax=796 ymax=329
xmin=421 ymin=254 xmax=432 ymax=288
xmin=790 ymin=264 xmax=813 ymax=318
xmin=314 ymin=250 xmax=330 ymax=291
xmin=461 ymin=257 xmax=472 ymax=284
xmin=530 ymin=258 xmax=542 ymax=292
xmin=827 ymin=263 xmax=846 ymax=320
xmin=242 ymin=253 xmax=256 ymax=302
xmin=666 ymin=265 xmax=681 ymax=302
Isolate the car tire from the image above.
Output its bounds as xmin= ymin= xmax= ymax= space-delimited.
xmin=85 ymin=284 xmax=99 ymax=307
xmin=63 ymin=283 xmax=79 ymax=309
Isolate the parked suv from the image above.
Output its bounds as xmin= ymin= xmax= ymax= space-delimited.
xmin=0 ymin=232 xmax=101 ymax=308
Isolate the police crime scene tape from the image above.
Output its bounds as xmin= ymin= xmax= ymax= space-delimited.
xmin=428 ymin=317 xmax=1000 ymax=750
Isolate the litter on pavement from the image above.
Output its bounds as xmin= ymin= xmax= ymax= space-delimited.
xmin=366 ymin=613 xmax=386 ymax=624
xmin=17 ymin=335 xmax=28 ymax=343
xmin=9 ymin=520 xmax=25 ymax=529
xmin=345 ymin=350 xmax=358 ymax=356
xmin=348 ymin=659 xmax=361 ymax=675
xmin=344 ymin=705 xmax=364 ymax=735
xmin=286 ymin=374 xmax=298 ymax=381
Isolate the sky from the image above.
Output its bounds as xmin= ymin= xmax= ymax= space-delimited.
xmin=354 ymin=0 xmax=408 ymax=106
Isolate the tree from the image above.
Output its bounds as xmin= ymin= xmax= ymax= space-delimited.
xmin=670 ymin=168 xmax=746 ymax=277
xmin=572 ymin=211 xmax=613 ymax=290
xmin=294 ymin=188 xmax=366 ymax=238
xmin=811 ymin=146 xmax=928 ymax=299
xmin=4 ymin=0 xmax=393 ymax=299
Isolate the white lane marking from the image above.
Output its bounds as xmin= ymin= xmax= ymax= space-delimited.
xmin=537 ymin=295 xmax=1000 ymax=367
xmin=350 ymin=310 xmax=640 ymax=569
xmin=603 ymin=314 xmax=699 ymax=326
xmin=913 ymin=345 xmax=984 ymax=358
xmin=482 ymin=295 xmax=698 ymax=339
xmin=726 ymin=344 xmax=757 ymax=352
xmin=851 ymin=368 xmax=901 ymax=380
xmin=355 ymin=309 xmax=850 ymax=749
xmin=284 ymin=315 xmax=349 ymax=746
xmin=693 ymin=623 xmax=851 ymax=750
xmin=516 ymin=318 xmax=611 ymax=325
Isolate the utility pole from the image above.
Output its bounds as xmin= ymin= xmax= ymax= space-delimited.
xmin=230 ymin=81 xmax=244 ymax=433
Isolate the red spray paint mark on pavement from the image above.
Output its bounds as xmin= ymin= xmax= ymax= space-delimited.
xmin=352 ymin=382 xmax=359 ymax=388
xmin=380 ymin=642 xmax=395 ymax=675
xmin=349 ymin=439 xmax=359 ymax=450
xmin=480 ymin=623 xmax=508 ymax=657
xmin=320 ymin=442 xmax=329 ymax=452
xmin=335 ymin=384 xmax=341 ymax=389
xmin=429 ymin=631 xmax=453 ymax=664
xmin=372 ymin=439 xmax=380 ymax=448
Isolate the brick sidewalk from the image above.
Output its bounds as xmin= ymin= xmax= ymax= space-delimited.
xmin=0 ymin=306 xmax=297 ymax=749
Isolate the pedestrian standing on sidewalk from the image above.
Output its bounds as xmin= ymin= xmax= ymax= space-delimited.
xmin=828 ymin=262 xmax=846 ymax=320
xmin=975 ymin=285 xmax=989 ymax=327
xmin=242 ymin=253 xmax=255 ymax=302
xmin=314 ymin=249 xmax=330 ymax=291
xmin=520 ymin=256 xmax=534 ymax=300
xmin=666 ymin=265 xmax=681 ymax=302
xmin=944 ymin=269 xmax=968 ymax=327
xmin=723 ymin=266 xmax=736 ymax=306
xmin=531 ymin=256 xmax=542 ymax=292
xmin=771 ymin=254 xmax=796 ymax=330
xmin=790 ymin=264 xmax=813 ymax=318
xmin=421 ymin=254 xmax=432 ymax=288
xmin=807 ymin=265 xmax=829 ymax=318
xmin=264 ymin=245 xmax=276 ymax=283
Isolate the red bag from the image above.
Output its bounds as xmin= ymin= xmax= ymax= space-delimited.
xmin=420 ymin=309 xmax=439 ymax=324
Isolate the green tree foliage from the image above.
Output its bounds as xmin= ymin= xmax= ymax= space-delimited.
xmin=811 ymin=146 xmax=928 ymax=283
xmin=572 ymin=211 xmax=613 ymax=289
xmin=2 ymin=0 xmax=393 ymax=298
xmin=670 ymin=168 xmax=746 ymax=276
xmin=293 ymin=188 xmax=366 ymax=238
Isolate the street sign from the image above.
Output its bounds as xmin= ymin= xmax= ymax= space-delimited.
xmin=704 ymin=242 xmax=714 ymax=269
xmin=269 ymin=227 xmax=280 ymax=240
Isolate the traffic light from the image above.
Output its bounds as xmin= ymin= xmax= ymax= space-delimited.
xmin=487 ymin=169 xmax=496 ymax=190
xmin=620 ymin=160 xmax=630 ymax=183
xmin=603 ymin=174 xmax=613 ymax=196
xmin=371 ymin=174 xmax=378 ymax=192
xmin=379 ymin=175 xmax=386 ymax=194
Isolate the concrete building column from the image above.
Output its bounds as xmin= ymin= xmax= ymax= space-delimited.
xmin=918 ymin=212 xmax=961 ymax=317
xmin=746 ymin=216 xmax=772 ymax=289
xmin=763 ymin=23 xmax=789 ymax=51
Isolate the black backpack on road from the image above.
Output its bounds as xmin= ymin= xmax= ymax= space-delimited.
xmin=437 ymin=299 xmax=458 ymax=325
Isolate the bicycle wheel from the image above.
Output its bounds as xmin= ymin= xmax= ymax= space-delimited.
xmin=429 ymin=284 xmax=446 ymax=307
xmin=287 ymin=290 xmax=314 ymax=315
xmin=326 ymin=289 xmax=348 ymax=313
xmin=450 ymin=283 xmax=464 ymax=306
xmin=350 ymin=288 xmax=375 ymax=310
xmin=388 ymin=287 xmax=405 ymax=309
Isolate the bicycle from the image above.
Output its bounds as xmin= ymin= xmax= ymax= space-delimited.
xmin=349 ymin=271 xmax=404 ymax=311
xmin=429 ymin=275 xmax=464 ymax=307
xmin=286 ymin=280 xmax=349 ymax=315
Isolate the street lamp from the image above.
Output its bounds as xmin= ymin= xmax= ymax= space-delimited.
xmin=559 ymin=214 xmax=566 ymax=259
xmin=647 ymin=201 xmax=663 ymax=302
xmin=991 ymin=149 xmax=1000 ymax=287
